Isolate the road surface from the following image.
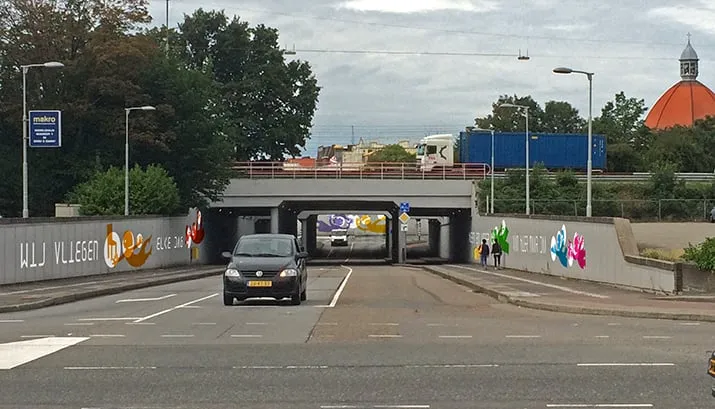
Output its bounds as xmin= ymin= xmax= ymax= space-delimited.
xmin=0 ymin=239 xmax=713 ymax=408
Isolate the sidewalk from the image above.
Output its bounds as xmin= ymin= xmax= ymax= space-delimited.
xmin=0 ymin=265 xmax=224 ymax=313
xmin=423 ymin=264 xmax=715 ymax=322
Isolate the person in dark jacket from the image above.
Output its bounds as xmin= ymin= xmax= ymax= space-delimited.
xmin=479 ymin=239 xmax=490 ymax=268
xmin=492 ymin=239 xmax=502 ymax=269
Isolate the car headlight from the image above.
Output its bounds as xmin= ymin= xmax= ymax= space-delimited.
xmin=225 ymin=268 xmax=241 ymax=278
xmin=279 ymin=268 xmax=298 ymax=277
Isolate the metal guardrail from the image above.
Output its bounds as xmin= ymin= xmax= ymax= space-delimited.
xmin=232 ymin=161 xmax=491 ymax=180
xmin=232 ymin=162 xmax=715 ymax=182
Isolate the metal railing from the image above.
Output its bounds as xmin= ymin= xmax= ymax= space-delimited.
xmin=232 ymin=161 xmax=491 ymax=180
xmin=481 ymin=198 xmax=715 ymax=221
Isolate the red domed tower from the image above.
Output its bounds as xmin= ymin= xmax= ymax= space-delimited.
xmin=645 ymin=35 xmax=715 ymax=130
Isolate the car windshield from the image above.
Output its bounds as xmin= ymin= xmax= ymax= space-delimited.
xmin=234 ymin=237 xmax=293 ymax=257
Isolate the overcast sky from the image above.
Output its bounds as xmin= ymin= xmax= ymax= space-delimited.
xmin=148 ymin=0 xmax=715 ymax=155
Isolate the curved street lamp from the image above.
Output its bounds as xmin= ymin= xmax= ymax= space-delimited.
xmin=553 ymin=67 xmax=595 ymax=217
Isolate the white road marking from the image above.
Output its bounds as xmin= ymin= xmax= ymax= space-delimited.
xmin=20 ymin=335 xmax=54 ymax=338
xmin=64 ymin=323 xmax=94 ymax=326
xmin=328 ymin=266 xmax=353 ymax=308
xmin=115 ymin=294 xmax=176 ymax=303
xmin=78 ymin=317 xmax=139 ymax=322
xmin=235 ymin=364 xmax=497 ymax=370
xmin=161 ymin=334 xmax=194 ymax=338
xmin=594 ymin=335 xmax=610 ymax=338
xmin=178 ymin=305 xmax=202 ymax=309
xmin=374 ymin=405 xmax=430 ymax=408
xmin=90 ymin=334 xmax=126 ymax=338
xmin=546 ymin=405 xmax=653 ymax=408
xmin=448 ymin=265 xmax=610 ymax=298
xmin=505 ymin=335 xmax=541 ymax=338
xmin=438 ymin=335 xmax=473 ymax=339
xmin=192 ymin=322 xmax=216 ymax=325
xmin=316 ymin=322 xmax=339 ymax=326
xmin=231 ymin=335 xmax=263 ymax=338
xmin=577 ymin=363 xmax=674 ymax=367
xmin=133 ymin=293 xmax=218 ymax=323
xmin=369 ymin=323 xmax=400 ymax=326
xmin=64 ymin=366 xmax=156 ymax=370
xmin=0 ymin=337 xmax=89 ymax=370
xmin=680 ymin=322 xmax=700 ymax=326
xmin=368 ymin=335 xmax=402 ymax=338
xmin=642 ymin=336 xmax=671 ymax=339
xmin=427 ymin=323 xmax=446 ymax=327
xmin=502 ymin=291 xmax=541 ymax=297
xmin=0 ymin=320 xmax=24 ymax=323
xmin=607 ymin=323 xmax=621 ymax=326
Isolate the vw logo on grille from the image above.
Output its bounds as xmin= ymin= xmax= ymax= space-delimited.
xmin=255 ymin=271 xmax=263 ymax=277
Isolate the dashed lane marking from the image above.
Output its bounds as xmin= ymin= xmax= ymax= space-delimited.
xmin=0 ymin=320 xmax=24 ymax=323
xmin=89 ymin=334 xmax=126 ymax=338
xmin=115 ymin=294 xmax=176 ymax=303
xmin=64 ymin=323 xmax=94 ymax=326
xmin=368 ymin=335 xmax=402 ymax=338
xmin=642 ymin=335 xmax=671 ymax=339
xmin=78 ymin=318 xmax=139 ymax=321
xmin=192 ymin=322 xmax=216 ymax=325
xmin=133 ymin=293 xmax=218 ymax=323
xmin=546 ymin=404 xmax=653 ymax=408
xmin=505 ymin=335 xmax=541 ymax=338
xmin=231 ymin=335 xmax=263 ymax=338
xmin=577 ymin=363 xmax=674 ymax=367
xmin=160 ymin=334 xmax=194 ymax=338
xmin=369 ymin=323 xmax=400 ymax=326
xmin=438 ymin=335 xmax=473 ymax=339
xmin=64 ymin=366 xmax=156 ymax=370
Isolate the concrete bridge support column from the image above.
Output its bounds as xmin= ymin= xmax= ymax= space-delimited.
xmin=270 ymin=207 xmax=279 ymax=234
xmin=201 ymin=209 xmax=239 ymax=265
xmin=391 ymin=210 xmax=402 ymax=263
xmin=449 ymin=211 xmax=471 ymax=263
xmin=299 ymin=215 xmax=318 ymax=254
xmin=428 ymin=219 xmax=441 ymax=257
xmin=439 ymin=217 xmax=450 ymax=260
xmin=279 ymin=208 xmax=298 ymax=236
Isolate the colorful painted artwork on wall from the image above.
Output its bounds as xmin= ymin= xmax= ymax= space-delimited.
xmin=549 ymin=224 xmax=586 ymax=269
xmin=316 ymin=214 xmax=387 ymax=234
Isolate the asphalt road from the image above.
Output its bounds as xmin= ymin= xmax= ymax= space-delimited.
xmin=0 ymin=239 xmax=714 ymax=408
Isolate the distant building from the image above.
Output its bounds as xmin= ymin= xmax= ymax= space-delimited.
xmin=645 ymin=35 xmax=715 ymax=130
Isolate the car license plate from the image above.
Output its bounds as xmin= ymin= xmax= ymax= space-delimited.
xmin=248 ymin=280 xmax=272 ymax=288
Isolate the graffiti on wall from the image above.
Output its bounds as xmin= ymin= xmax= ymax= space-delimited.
xmin=549 ymin=224 xmax=586 ymax=269
xmin=470 ymin=220 xmax=510 ymax=260
xmin=316 ymin=214 xmax=387 ymax=234
xmin=104 ymin=224 xmax=153 ymax=268
xmin=185 ymin=209 xmax=205 ymax=247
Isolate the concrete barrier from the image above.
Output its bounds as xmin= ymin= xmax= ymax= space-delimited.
xmin=0 ymin=212 xmax=202 ymax=285
xmin=470 ymin=214 xmax=676 ymax=293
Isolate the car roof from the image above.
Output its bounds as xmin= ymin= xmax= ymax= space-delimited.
xmin=240 ymin=234 xmax=296 ymax=239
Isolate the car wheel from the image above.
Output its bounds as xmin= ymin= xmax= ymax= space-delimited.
xmin=300 ymin=286 xmax=307 ymax=301
xmin=291 ymin=288 xmax=301 ymax=305
xmin=223 ymin=293 xmax=234 ymax=306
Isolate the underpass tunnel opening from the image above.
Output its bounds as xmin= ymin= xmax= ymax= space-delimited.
xmin=198 ymin=207 xmax=272 ymax=265
xmin=403 ymin=208 xmax=471 ymax=264
xmin=282 ymin=200 xmax=396 ymax=265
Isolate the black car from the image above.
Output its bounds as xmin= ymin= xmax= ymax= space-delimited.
xmin=222 ymin=233 xmax=309 ymax=306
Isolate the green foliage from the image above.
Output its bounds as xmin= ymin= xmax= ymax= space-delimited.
xmin=368 ymin=144 xmax=416 ymax=163
xmin=0 ymin=2 xmax=320 ymax=216
xmin=683 ymin=238 xmax=715 ymax=272
xmin=68 ymin=164 xmax=180 ymax=216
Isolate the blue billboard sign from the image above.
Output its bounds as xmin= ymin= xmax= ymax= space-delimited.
xmin=29 ymin=110 xmax=62 ymax=148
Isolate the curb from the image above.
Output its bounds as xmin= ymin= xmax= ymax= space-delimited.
xmin=421 ymin=266 xmax=715 ymax=323
xmin=0 ymin=268 xmax=224 ymax=313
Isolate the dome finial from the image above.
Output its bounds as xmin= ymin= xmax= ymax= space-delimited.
xmin=680 ymin=33 xmax=699 ymax=81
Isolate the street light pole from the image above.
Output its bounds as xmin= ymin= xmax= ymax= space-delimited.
xmin=498 ymin=103 xmax=530 ymax=215
xmin=124 ymin=106 xmax=157 ymax=216
xmin=20 ymin=61 xmax=64 ymax=218
xmin=553 ymin=67 xmax=595 ymax=217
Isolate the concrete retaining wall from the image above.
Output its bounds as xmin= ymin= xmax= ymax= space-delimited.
xmin=0 ymin=213 xmax=201 ymax=285
xmin=470 ymin=214 xmax=676 ymax=293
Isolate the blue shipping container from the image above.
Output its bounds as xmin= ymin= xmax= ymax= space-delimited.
xmin=459 ymin=131 xmax=606 ymax=170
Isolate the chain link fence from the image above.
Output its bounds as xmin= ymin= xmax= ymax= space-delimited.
xmin=481 ymin=198 xmax=715 ymax=221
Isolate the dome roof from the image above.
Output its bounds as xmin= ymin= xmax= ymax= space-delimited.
xmin=645 ymin=80 xmax=715 ymax=130
xmin=681 ymin=39 xmax=698 ymax=61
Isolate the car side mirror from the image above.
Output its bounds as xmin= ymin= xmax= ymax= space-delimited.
xmin=297 ymin=251 xmax=309 ymax=259
xmin=221 ymin=251 xmax=232 ymax=259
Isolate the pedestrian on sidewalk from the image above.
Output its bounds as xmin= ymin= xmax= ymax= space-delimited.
xmin=492 ymin=239 xmax=502 ymax=269
xmin=479 ymin=239 xmax=490 ymax=268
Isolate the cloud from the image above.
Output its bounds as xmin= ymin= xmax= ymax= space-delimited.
xmin=149 ymin=0 xmax=715 ymax=154
xmin=648 ymin=2 xmax=715 ymax=36
xmin=333 ymin=0 xmax=499 ymax=14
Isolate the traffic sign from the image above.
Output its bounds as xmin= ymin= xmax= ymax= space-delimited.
xmin=400 ymin=224 xmax=408 ymax=232
xmin=399 ymin=212 xmax=410 ymax=224
xmin=399 ymin=202 xmax=410 ymax=213
xmin=29 ymin=110 xmax=62 ymax=148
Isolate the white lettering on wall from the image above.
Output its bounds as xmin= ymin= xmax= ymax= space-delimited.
xmin=19 ymin=242 xmax=46 ymax=268
xmin=512 ymin=235 xmax=547 ymax=254
xmin=54 ymin=240 xmax=100 ymax=265
xmin=156 ymin=235 xmax=185 ymax=251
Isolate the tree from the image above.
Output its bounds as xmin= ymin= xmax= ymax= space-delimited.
xmin=174 ymin=9 xmax=321 ymax=160
xmin=542 ymin=101 xmax=586 ymax=133
xmin=594 ymin=91 xmax=649 ymax=146
xmin=368 ymin=144 xmax=416 ymax=163
xmin=68 ymin=164 xmax=180 ymax=216
xmin=475 ymin=95 xmax=544 ymax=132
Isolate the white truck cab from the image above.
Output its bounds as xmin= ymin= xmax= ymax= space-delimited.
xmin=416 ymin=134 xmax=455 ymax=171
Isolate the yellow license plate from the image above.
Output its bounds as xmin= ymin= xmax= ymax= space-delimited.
xmin=248 ymin=280 xmax=272 ymax=288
